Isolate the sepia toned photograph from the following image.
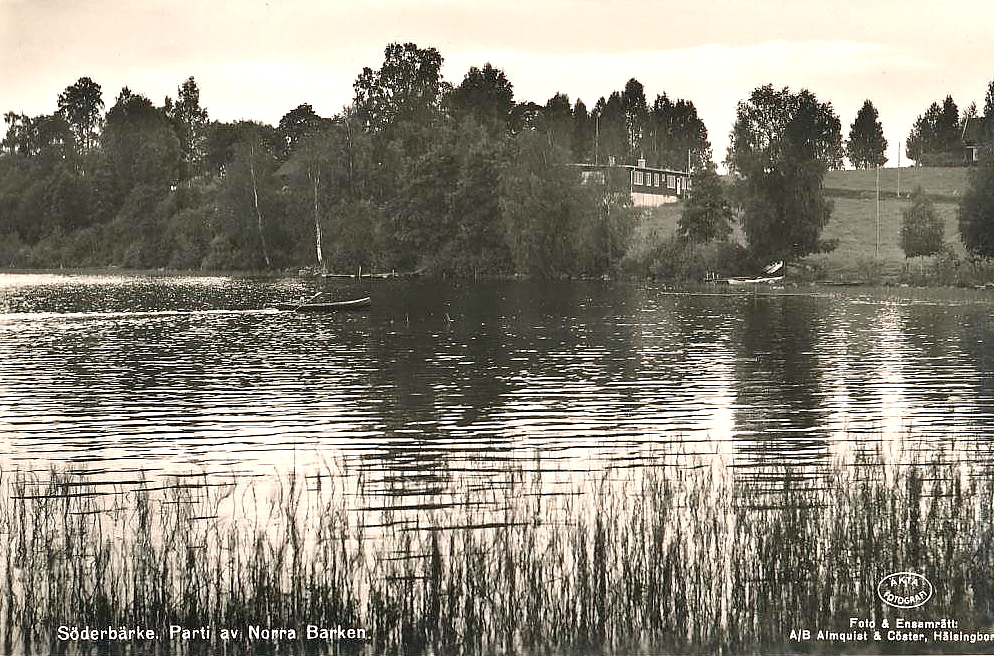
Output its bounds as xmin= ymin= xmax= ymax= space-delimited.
xmin=1 ymin=1 xmax=994 ymax=653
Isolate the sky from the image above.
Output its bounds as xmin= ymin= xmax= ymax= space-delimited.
xmin=2 ymin=0 xmax=992 ymax=168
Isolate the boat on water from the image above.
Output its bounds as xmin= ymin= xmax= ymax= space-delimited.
xmin=273 ymin=296 xmax=371 ymax=312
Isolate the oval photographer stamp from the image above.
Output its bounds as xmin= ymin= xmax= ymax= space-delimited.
xmin=877 ymin=572 xmax=933 ymax=609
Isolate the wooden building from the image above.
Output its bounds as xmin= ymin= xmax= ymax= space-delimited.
xmin=574 ymin=158 xmax=692 ymax=207
xmin=961 ymin=115 xmax=989 ymax=164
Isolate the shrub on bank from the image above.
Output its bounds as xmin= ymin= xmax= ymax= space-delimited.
xmin=899 ymin=244 xmax=994 ymax=286
xmin=625 ymin=234 xmax=749 ymax=281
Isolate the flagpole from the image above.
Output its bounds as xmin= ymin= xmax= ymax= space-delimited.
xmin=875 ymin=165 xmax=880 ymax=259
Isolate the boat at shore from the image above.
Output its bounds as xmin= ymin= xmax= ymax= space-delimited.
xmin=724 ymin=261 xmax=784 ymax=285
xmin=726 ymin=275 xmax=784 ymax=285
xmin=273 ymin=296 xmax=371 ymax=312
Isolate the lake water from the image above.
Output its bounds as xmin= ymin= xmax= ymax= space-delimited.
xmin=1 ymin=272 xmax=992 ymax=497
xmin=2 ymin=272 xmax=994 ymax=654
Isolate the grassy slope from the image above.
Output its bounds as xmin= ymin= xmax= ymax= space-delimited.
xmin=823 ymin=166 xmax=968 ymax=199
xmin=812 ymin=167 xmax=967 ymax=280
xmin=630 ymin=167 xmax=972 ymax=281
xmin=626 ymin=202 xmax=683 ymax=265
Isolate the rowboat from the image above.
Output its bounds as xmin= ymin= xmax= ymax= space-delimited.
xmin=726 ymin=261 xmax=785 ymax=285
xmin=763 ymin=261 xmax=784 ymax=275
xmin=726 ymin=275 xmax=784 ymax=285
xmin=273 ymin=296 xmax=371 ymax=312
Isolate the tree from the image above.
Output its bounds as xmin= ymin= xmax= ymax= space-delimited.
xmin=571 ymin=99 xmax=593 ymax=163
xmin=101 ymin=88 xmax=180 ymax=199
xmin=164 ymin=77 xmax=209 ymax=180
xmin=906 ymin=95 xmax=961 ymax=165
xmin=499 ymin=130 xmax=586 ymax=277
xmin=2 ymin=112 xmax=33 ymax=155
xmin=907 ymin=103 xmax=941 ymax=164
xmin=2 ymin=112 xmax=73 ymax=159
xmin=0 ymin=112 xmax=84 ymax=247
xmin=387 ymin=124 xmax=460 ymax=271
xmin=846 ymin=99 xmax=887 ymax=169
xmin=579 ymin=169 xmax=636 ymax=276
xmin=391 ymin=118 xmax=509 ymax=274
xmin=282 ymin=126 xmax=333 ymax=269
xmin=277 ymin=103 xmax=326 ymax=158
xmin=353 ymin=42 xmax=445 ymax=139
xmin=982 ymin=80 xmax=994 ymax=145
xmin=281 ymin=117 xmax=375 ymax=271
xmin=900 ymin=185 xmax=943 ymax=258
xmin=540 ymin=92 xmax=573 ymax=153
xmin=939 ymin=95 xmax=960 ymax=150
xmin=92 ymin=88 xmax=183 ymax=267
xmin=507 ymin=101 xmax=542 ymax=135
xmin=213 ymin=122 xmax=283 ymax=269
xmin=959 ymin=155 xmax=994 ymax=258
xmin=352 ymin=42 xmax=447 ymax=228
xmin=727 ymin=84 xmax=842 ymax=263
xmin=57 ymin=77 xmax=104 ymax=154
xmin=621 ymin=78 xmax=647 ymax=160
xmin=962 ymin=101 xmax=978 ymax=125
xmin=591 ymin=92 xmax=626 ymax=164
xmin=448 ymin=63 xmax=514 ymax=134
xmin=678 ymin=166 xmax=734 ymax=243
xmin=645 ymin=94 xmax=712 ymax=171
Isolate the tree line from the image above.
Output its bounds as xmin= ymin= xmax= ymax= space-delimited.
xmin=4 ymin=44 xmax=994 ymax=278
xmin=0 ymin=43 xmax=713 ymax=276
xmin=905 ymin=80 xmax=994 ymax=166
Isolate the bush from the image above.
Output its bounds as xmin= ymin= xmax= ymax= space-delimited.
xmin=900 ymin=185 xmax=943 ymax=259
xmin=632 ymin=235 xmax=748 ymax=282
xmin=932 ymin=242 xmax=962 ymax=285
xmin=855 ymin=257 xmax=884 ymax=285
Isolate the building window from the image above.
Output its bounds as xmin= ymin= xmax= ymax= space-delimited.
xmin=667 ymin=175 xmax=676 ymax=189
xmin=654 ymin=173 xmax=660 ymax=186
xmin=634 ymin=170 xmax=643 ymax=185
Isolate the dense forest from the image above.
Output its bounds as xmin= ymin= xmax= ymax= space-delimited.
xmin=0 ymin=43 xmax=711 ymax=276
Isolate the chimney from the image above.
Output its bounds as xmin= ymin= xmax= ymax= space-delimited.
xmin=637 ymin=157 xmax=647 ymax=168
xmin=608 ymin=155 xmax=616 ymax=166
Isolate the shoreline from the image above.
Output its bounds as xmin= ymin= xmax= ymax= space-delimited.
xmin=2 ymin=265 xmax=993 ymax=293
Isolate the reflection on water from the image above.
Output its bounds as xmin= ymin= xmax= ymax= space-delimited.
xmin=0 ymin=273 xmax=993 ymax=505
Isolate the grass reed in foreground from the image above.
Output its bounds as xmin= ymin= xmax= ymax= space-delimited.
xmin=0 ymin=454 xmax=991 ymax=655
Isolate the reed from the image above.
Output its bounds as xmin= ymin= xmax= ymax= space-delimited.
xmin=1 ymin=452 xmax=992 ymax=655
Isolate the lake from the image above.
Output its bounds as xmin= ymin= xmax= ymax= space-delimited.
xmin=0 ymin=272 xmax=992 ymax=654
xmin=1 ymin=273 xmax=991 ymax=483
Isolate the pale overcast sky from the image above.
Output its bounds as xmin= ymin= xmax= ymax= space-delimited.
xmin=1 ymin=0 xmax=992 ymax=167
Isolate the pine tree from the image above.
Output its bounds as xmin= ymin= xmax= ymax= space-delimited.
xmin=846 ymin=100 xmax=887 ymax=169
xmin=906 ymin=96 xmax=961 ymax=165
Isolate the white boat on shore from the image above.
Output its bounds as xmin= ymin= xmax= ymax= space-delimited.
xmin=727 ymin=275 xmax=784 ymax=285
xmin=725 ymin=261 xmax=784 ymax=285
